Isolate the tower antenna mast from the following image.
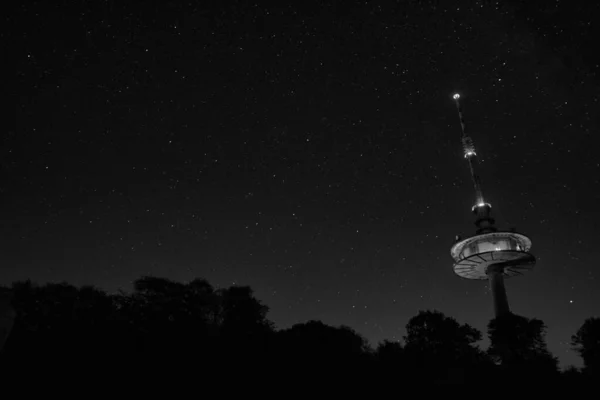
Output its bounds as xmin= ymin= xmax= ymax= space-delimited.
xmin=453 ymin=93 xmax=485 ymax=206
xmin=452 ymin=93 xmax=494 ymax=234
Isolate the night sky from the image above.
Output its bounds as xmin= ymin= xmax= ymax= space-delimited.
xmin=8 ymin=1 xmax=600 ymax=367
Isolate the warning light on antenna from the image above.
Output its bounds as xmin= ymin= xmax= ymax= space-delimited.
xmin=453 ymin=93 xmax=460 ymax=100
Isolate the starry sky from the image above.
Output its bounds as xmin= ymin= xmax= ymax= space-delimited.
xmin=7 ymin=0 xmax=600 ymax=367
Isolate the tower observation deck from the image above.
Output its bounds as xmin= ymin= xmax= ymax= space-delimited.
xmin=449 ymin=94 xmax=536 ymax=318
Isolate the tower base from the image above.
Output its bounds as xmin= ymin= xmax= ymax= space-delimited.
xmin=488 ymin=267 xmax=510 ymax=317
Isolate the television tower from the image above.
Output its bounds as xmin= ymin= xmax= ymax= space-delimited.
xmin=449 ymin=93 xmax=536 ymax=318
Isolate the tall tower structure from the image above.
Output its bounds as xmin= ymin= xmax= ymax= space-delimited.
xmin=449 ymin=93 xmax=536 ymax=318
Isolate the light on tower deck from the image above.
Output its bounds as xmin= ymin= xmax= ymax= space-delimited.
xmin=464 ymin=150 xmax=476 ymax=158
xmin=453 ymin=93 xmax=460 ymax=100
xmin=472 ymin=202 xmax=492 ymax=212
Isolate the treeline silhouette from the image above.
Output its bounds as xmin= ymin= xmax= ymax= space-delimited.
xmin=0 ymin=276 xmax=598 ymax=385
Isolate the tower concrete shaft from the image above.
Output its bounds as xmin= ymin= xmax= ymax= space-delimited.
xmin=487 ymin=268 xmax=510 ymax=317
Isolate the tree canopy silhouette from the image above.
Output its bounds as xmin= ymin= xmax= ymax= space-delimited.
xmin=374 ymin=340 xmax=406 ymax=379
xmin=403 ymin=310 xmax=491 ymax=383
xmin=487 ymin=313 xmax=559 ymax=380
xmin=0 ymin=276 xmax=593 ymax=384
xmin=275 ymin=320 xmax=372 ymax=382
xmin=119 ymin=276 xmax=274 ymax=370
xmin=0 ymin=288 xmax=15 ymax=353
xmin=571 ymin=317 xmax=600 ymax=376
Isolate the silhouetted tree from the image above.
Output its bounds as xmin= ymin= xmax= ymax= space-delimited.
xmin=275 ymin=320 xmax=372 ymax=382
xmin=0 ymin=288 xmax=15 ymax=353
xmin=120 ymin=276 xmax=221 ymax=367
xmin=128 ymin=276 xmax=219 ymax=331
xmin=487 ymin=313 xmax=559 ymax=380
xmin=560 ymin=366 xmax=588 ymax=384
xmin=122 ymin=276 xmax=275 ymax=373
xmin=374 ymin=340 xmax=406 ymax=380
xmin=1 ymin=276 xmax=590 ymax=385
xmin=403 ymin=310 xmax=490 ymax=383
xmin=571 ymin=317 xmax=600 ymax=376
xmin=1 ymin=280 xmax=117 ymax=374
xmin=217 ymin=285 xmax=273 ymax=334
xmin=375 ymin=340 xmax=404 ymax=362
xmin=215 ymin=285 xmax=275 ymax=369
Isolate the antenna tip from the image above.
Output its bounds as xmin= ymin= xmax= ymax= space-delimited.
xmin=452 ymin=93 xmax=460 ymax=100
